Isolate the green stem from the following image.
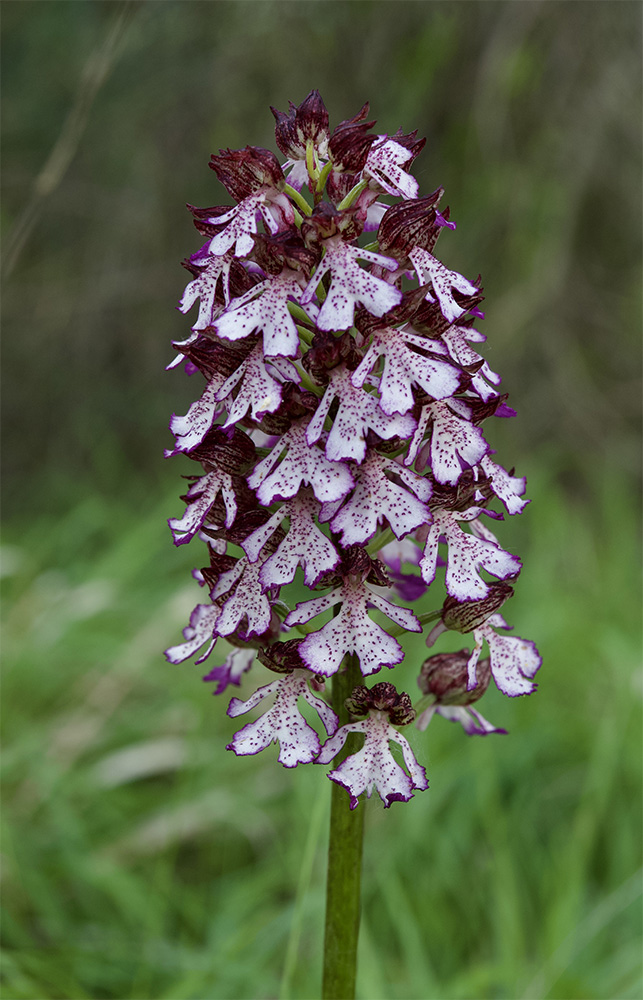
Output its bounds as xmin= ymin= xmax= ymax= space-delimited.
xmin=322 ymin=654 xmax=365 ymax=1000
xmin=284 ymin=183 xmax=312 ymax=217
xmin=288 ymin=301 xmax=316 ymax=327
xmin=337 ymin=179 xmax=368 ymax=211
xmin=316 ymin=160 xmax=333 ymax=195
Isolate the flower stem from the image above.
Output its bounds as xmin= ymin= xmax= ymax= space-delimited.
xmin=322 ymin=654 xmax=365 ymax=1000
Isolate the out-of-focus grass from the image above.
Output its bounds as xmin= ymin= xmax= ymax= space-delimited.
xmin=2 ymin=464 xmax=640 ymax=1000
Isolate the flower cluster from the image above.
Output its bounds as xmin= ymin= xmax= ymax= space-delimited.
xmin=165 ymin=92 xmax=541 ymax=809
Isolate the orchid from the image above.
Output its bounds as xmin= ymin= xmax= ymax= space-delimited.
xmin=164 ymin=92 xmax=540 ymax=1000
xmin=165 ymin=89 xmax=540 ymax=809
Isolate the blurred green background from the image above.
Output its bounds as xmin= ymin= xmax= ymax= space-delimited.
xmin=2 ymin=2 xmax=641 ymax=998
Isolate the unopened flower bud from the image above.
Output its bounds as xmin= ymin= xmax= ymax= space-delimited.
xmin=328 ymin=103 xmax=376 ymax=173
xmin=250 ymin=231 xmax=318 ymax=276
xmin=419 ymin=650 xmax=492 ymax=705
xmin=271 ymin=90 xmax=330 ymax=159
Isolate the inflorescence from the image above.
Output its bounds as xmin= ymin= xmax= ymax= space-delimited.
xmin=165 ymin=92 xmax=541 ymax=809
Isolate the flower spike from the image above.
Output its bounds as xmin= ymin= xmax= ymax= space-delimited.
xmin=165 ymin=94 xmax=540 ymax=807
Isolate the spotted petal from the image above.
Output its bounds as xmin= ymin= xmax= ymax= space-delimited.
xmin=316 ymin=712 xmax=428 ymax=809
xmin=352 ymin=325 xmax=461 ymax=415
xmin=405 ymin=399 xmax=488 ymax=482
xmin=227 ymin=669 xmax=338 ymax=767
xmin=481 ymin=455 xmax=528 ymax=515
xmin=166 ymin=373 xmax=227 ymax=455
xmin=420 ymin=509 xmax=521 ymax=601
xmin=438 ymin=325 xmax=501 ymax=401
xmin=213 ymin=555 xmax=273 ymax=639
xmin=329 ymin=451 xmax=431 ymax=545
xmin=165 ymin=603 xmax=219 ymax=665
xmin=301 ymin=237 xmax=401 ymax=331
xmin=208 ymin=191 xmax=294 ymax=258
xmin=169 ymin=469 xmax=237 ymax=545
xmin=306 ymin=365 xmax=416 ymax=463
xmin=364 ymin=137 xmax=419 ymax=199
xmin=409 ymin=248 xmax=478 ymax=323
xmin=216 ymin=340 xmax=284 ymax=427
xmin=248 ymin=419 xmax=354 ymax=505
xmin=241 ymin=489 xmax=339 ymax=587
xmin=468 ymin=624 xmax=541 ymax=697
xmin=179 ymin=253 xmax=233 ymax=328
xmin=214 ymin=270 xmax=305 ymax=357
xmin=285 ymin=578 xmax=421 ymax=677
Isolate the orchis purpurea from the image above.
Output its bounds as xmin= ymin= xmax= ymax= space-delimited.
xmin=165 ymin=90 xmax=541 ymax=811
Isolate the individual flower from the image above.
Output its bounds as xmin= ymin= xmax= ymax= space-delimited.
xmin=316 ymin=683 xmax=427 ymax=809
xmin=284 ymin=558 xmax=421 ymax=677
xmin=301 ymin=233 xmax=402 ymax=332
xmin=227 ymin=668 xmax=338 ymax=767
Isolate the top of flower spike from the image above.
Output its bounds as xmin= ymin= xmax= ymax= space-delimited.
xmin=271 ymin=90 xmax=330 ymax=159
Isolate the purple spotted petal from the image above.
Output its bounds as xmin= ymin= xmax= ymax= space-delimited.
xmin=364 ymin=137 xmax=419 ymax=199
xmin=165 ymin=603 xmax=219 ymax=665
xmin=405 ymin=399 xmax=488 ymax=482
xmin=468 ymin=625 xmax=541 ymax=697
xmin=420 ymin=509 xmax=522 ymax=600
xmin=329 ymin=451 xmax=431 ymax=545
xmin=316 ymin=712 xmax=428 ymax=809
xmin=301 ymin=237 xmax=401 ymax=331
xmin=438 ymin=325 xmax=501 ymax=402
xmin=351 ymin=325 xmax=461 ymax=416
xmin=208 ymin=191 xmax=294 ymax=258
xmin=306 ymin=365 xmax=416 ymax=462
xmin=409 ymin=248 xmax=478 ymax=323
xmin=179 ymin=253 xmax=233 ymax=328
xmin=168 ymin=469 xmax=237 ymax=545
xmin=216 ymin=341 xmax=284 ymax=426
xmin=248 ymin=419 xmax=354 ymax=505
xmin=203 ymin=647 xmax=255 ymax=695
xmin=481 ymin=455 xmax=529 ymax=515
xmin=166 ymin=373 xmax=227 ymax=455
xmin=212 ymin=556 xmax=273 ymax=640
xmin=285 ymin=577 xmax=420 ymax=677
xmin=227 ymin=669 xmax=338 ymax=767
xmin=241 ymin=489 xmax=339 ymax=587
xmin=214 ymin=270 xmax=304 ymax=357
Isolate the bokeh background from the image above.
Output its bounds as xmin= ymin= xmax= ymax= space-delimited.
xmin=2 ymin=2 xmax=641 ymax=998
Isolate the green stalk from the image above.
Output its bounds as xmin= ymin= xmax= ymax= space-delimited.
xmin=316 ymin=160 xmax=333 ymax=195
xmin=337 ymin=179 xmax=368 ymax=211
xmin=322 ymin=654 xmax=365 ymax=1000
xmin=284 ymin=183 xmax=312 ymax=217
